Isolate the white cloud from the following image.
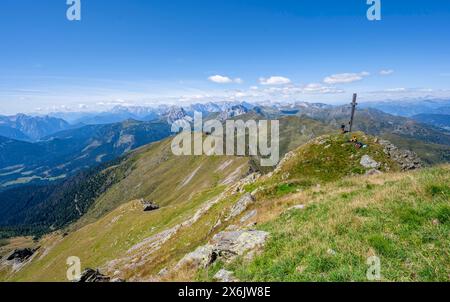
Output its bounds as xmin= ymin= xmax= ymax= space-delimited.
xmin=259 ymin=76 xmax=292 ymax=85
xmin=384 ymin=87 xmax=406 ymax=92
xmin=302 ymin=83 xmax=345 ymax=94
xmin=252 ymin=83 xmax=345 ymax=99
xmin=234 ymin=91 xmax=247 ymax=98
xmin=96 ymin=100 xmax=134 ymax=107
xmin=323 ymin=72 xmax=370 ymax=84
xmin=380 ymin=69 xmax=394 ymax=76
xmin=208 ymin=75 xmax=242 ymax=84
xmin=208 ymin=75 xmax=233 ymax=83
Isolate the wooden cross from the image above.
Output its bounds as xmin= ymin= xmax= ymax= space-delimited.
xmin=349 ymin=93 xmax=358 ymax=133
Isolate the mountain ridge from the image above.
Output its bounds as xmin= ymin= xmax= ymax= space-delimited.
xmin=0 ymin=114 xmax=71 ymax=141
xmin=0 ymin=120 xmax=172 ymax=189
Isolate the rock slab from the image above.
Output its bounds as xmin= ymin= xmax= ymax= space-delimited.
xmin=226 ymin=193 xmax=255 ymax=221
xmin=176 ymin=230 xmax=269 ymax=270
xmin=6 ymin=248 xmax=39 ymax=263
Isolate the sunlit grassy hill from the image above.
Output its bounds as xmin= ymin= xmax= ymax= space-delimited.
xmin=219 ymin=165 xmax=450 ymax=282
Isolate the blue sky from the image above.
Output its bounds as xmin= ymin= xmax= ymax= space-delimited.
xmin=1 ymin=0 xmax=450 ymax=114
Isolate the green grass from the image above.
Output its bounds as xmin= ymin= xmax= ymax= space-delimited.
xmin=273 ymin=132 xmax=400 ymax=185
xmin=259 ymin=180 xmax=314 ymax=199
xmin=247 ymin=132 xmax=400 ymax=202
xmin=220 ymin=166 xmax=450 ymax=282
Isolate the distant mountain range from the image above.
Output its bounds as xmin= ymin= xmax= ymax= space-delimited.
xmin=48 ymin=102 xmax=255 ymax=125
xmin=0 ymin=114 xmax=71 ymax=141
xmin=1 ymin=98 xmax=446 ymax=135
xmin=0 ymin=103 xmax=253 ymax=142
xmin=359 ymin=98 xmax=450 ymax=117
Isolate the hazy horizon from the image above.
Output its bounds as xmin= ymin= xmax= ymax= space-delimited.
xmin=2 ymin=97 xmax=450 ymax=117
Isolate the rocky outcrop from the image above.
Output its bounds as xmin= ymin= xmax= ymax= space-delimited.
xmin=6 ymin=248 xmax=39 ymax=263
xmin=231 ymin=173 xmax=261 ymax=194
xmin=78 ymin=268 xmax=111 ymax=282
xmin=379 ymin=139 xmax=423 ymax=171
xmin=176 ymin=230 xmax=269 ymax=271
xmin=140 ymin=199 xmax=160 ymax=212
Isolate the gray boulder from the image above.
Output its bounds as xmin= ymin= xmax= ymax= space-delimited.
xmin=6 ymin=247 xmax=39 ymax=263
xmin=360 ymin=155 xmax=381 ymax=169
xmin=211 ymin=230 xmax=269 ymax=261
xmin=78 ymin=268 xmax=111 ymax=282
xmin=175 ymin=230 xmax=269 ymax=270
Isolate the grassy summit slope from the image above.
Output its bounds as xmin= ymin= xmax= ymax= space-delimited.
xmin=224 ymin=165 xmax=450 ymax=281
xmin=276 ymin=132 xmax=399 ymax=182
xmin=192 ymin=134 xmax=449 ymax=282
xmin=245 ymin=132 xmax=401 ymax=199
xmin=196 ymin=134 xmax=448 ymax=282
